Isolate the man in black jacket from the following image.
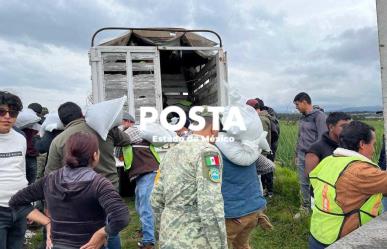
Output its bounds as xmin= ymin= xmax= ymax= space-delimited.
xmin=305 ymin=112 xmax=351 ymax=175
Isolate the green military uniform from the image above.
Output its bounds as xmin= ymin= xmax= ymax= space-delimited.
xmin=151 ymin=134 xmax=228 ymax=249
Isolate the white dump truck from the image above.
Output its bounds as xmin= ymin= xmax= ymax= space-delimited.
xmin=89 ymin=27 xmax=229 ymax=121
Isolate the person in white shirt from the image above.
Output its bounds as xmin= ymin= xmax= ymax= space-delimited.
xmin=0 ymin=91 xmax=50 ymax=249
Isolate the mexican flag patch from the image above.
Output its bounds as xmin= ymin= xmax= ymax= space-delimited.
xmin=205 ymin=155 xmax=220 ymax=167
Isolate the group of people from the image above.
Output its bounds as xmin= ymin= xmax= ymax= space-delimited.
xmin=291 ymin=92 xmax=387 ymax=248
xmin=0 ymin=89 xmax=277 ymax=249
xmin=1 ymin=89 xmax=387 ymax=249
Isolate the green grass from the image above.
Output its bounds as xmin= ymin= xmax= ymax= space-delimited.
xmin=27 ymin=119 xmax=385 ymax=249
xmin=251 ymin=166 xmax=309 ymax=249
xmin=276 ymin=119 xmax=384 ymax=168
xmin=276 ymin=121 xmax=298 ymax=168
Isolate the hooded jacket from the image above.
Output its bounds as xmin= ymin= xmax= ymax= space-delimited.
xmin=296 ymin=109 xmax=327 ymax=155
xmin=9 ymin=166 xmax=129 ymax=248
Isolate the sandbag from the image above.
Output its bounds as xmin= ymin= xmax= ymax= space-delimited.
xmin=216 ymin=89 xmax=271 ymax=166
xmin=139 ymin=123 xmax=178 ymax=147
xmin=85 ymin=96 xmax=126 ymax=141
xmin=15 ymin=109 xmax=41 ymax=129
xmin=216 ymin=132 xmax=271 ymax=166
xmin=40 ymin=112 xmax=64 ymax=136
xmin=216 ymin=132 xmax=260 ymax=166
xmin=256 ymin=132 xmax=271 ymax=153
xmin=221 ymin=90 xmax=264 ymax=141
xmin=30 ymin=123 xmax=41 ymax=132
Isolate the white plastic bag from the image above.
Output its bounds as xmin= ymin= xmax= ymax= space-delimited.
xmin=40 ymin=112 xmax=64 ymax=136
xmin=85 ymin=96 xmax=126 ymax=141
xmin=15 ymin=109 xmax=41 ymax=129
xmin=139 ymin=123 xmax=178 ymax=147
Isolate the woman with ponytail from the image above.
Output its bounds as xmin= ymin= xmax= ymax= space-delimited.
xmin=9 ymin=132 xmax=129 ymax=249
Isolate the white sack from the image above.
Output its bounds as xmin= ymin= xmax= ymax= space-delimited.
xmin=216 ymin=89 xmax=271 ymax=166
xmin=85 ymin=96 xmax=126 ymax=141
xmin=31 ymin=123 xmax=41 ymax=132
xmin=15 ymin=109 xmax=41 ymax=129
xmin=216 ymin=132 xmax=271 ymax=166
xmin=256 ymin=132 xmax=271 ymax=153
xmin=139 ymin=123 xmax=178 ymax=147
xmin=40 ymin=112 xmax=64 ymax=136
xmin=221 ymin=90 xmax=264 ymax=141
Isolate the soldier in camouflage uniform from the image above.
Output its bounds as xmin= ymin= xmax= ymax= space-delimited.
xmin=151 ymin=107 xmax=228 ymax=249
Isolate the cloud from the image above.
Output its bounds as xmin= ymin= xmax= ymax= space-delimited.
xmin=322 ymin=27 xmax=379 ymax=65
xmin=0 ymin=0 xmax=383 ymax=112
xmin=0 ymin=37 xmax=90 ymax=110
xmin=0 ymin=0 xmax=141 ymax=49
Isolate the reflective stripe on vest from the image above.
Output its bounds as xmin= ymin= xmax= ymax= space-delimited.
xmin=122 ymin=144 xmax=160 ymax=171
xmin=309 ymin=155 xmax=382 ymax=245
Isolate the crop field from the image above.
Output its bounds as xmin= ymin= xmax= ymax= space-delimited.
xmin=28 ymin=119 xmax=385 ymax=249
xmin=276 ymin=119 xmax=384 ymax=168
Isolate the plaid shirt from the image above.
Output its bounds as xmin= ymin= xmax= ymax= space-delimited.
xmin=124 ymin=126 xmax=143 ymax=144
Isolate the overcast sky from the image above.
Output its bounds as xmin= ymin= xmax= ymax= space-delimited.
xmin=0 ymin=0 xmax=382 ymax=112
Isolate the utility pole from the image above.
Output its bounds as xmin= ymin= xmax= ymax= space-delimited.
xmin=376 ymin=0 xmax=387 ymax=162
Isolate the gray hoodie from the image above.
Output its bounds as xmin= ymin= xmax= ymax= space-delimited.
xmin=296 ymin=109 xmax=327 ymax=155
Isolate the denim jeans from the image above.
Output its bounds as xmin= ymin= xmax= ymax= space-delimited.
xmin=26 ymin=156 xmax=37 ymax=185
xmin=107 ymin=232 xmax=121 ymax=249
xmin=296 ymin=153 xmax=311 ymax=208
xmin=383 ymin=197 xmax=387 ymax=212
xmin=135 ymin=172 xmax=156 ymax=245
xmin=0 ymin=206 xmax=27 ymax=249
